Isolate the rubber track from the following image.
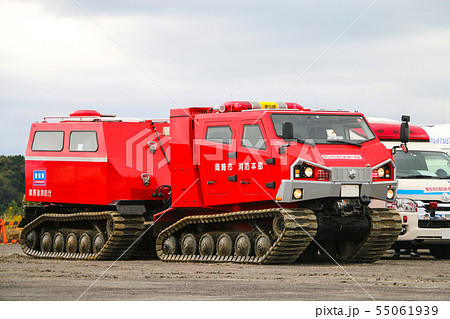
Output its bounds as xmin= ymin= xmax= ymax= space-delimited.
xmin=348 ymin=208 xmax=402 ymax=263
xmin=156 ymin=208 xmax=318 ymax=264
xmin=20 ymin=211 xmax=145 ymax=260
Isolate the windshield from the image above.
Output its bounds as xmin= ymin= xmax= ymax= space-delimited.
xmin=271 ymin=114 xmax=375 ymax=144
xmin=394 ymin=150 xmax=450 ymax=179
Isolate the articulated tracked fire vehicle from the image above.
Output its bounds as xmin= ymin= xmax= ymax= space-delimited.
xmin=20 ymin=101 xmax=402 ymax=264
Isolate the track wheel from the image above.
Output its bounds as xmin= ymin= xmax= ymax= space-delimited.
xmin=273 ymin=215 xmax=285 ymax=237
xmin=181 ymin=233 xmax=197 ymax=255
xmin=66 ymin=233 xmax=78 ymax=253
xmin=162 ymin=235 xmax=179 ymax=255
xmin=92 ymin=233 xmax=106 ymax=254
xmin=254 ymin=234 xmax=271 ymax=257
xmin=199 ymin=234 xmax=215 ymax=256
xmin=40 ymin=232 xmax=52 ymax=253
xmin=26 ymin=230 xmax=38 ymax=250
xmin=53 ymin=232 xmax=65 ymax=253
xmin=79 ymin=233 xmax=91 ymax=254
xmin=234 ymin=233 xmax=252 ymax=257
xmin=216 ymin=233 xmax=233 ymax=256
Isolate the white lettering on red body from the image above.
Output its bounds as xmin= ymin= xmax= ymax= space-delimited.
xmin=29 ymin=189 xmax=52 ymax=197
xmin=322 ymin=155 xmax=363 ymax=160
xmin=215 ymin=162 xmax=264 ymax=171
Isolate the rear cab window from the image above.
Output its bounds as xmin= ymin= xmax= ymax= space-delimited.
xmin=69 ymin=131 xmax=98 ymax=152
xmin=206 ymin=126 xmax=233 ymax=145
xmin=31 ymin=131 xmax=64 ymax=151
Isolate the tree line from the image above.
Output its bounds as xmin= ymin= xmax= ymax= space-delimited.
xmin=0 ymin=155 xmax=25 ymax=218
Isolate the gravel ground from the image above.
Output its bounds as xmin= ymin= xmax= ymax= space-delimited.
xmin=0 ymin=244 xmax=449 ymax=301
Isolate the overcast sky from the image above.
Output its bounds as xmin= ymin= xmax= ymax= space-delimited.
xmin=0 ymin=0 xmax=449 ymax=155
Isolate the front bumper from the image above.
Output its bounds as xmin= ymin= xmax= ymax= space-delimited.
xmin=397 ymin=208 xmax=450 ymax=244
xmin=276 ymin=180 xmax=397 ymax=203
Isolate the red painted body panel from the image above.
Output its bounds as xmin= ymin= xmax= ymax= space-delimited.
xmin=169 ymin=109 xmax=394 ymax=210
xmin=25 ymin=120 xmax=170 ymax=206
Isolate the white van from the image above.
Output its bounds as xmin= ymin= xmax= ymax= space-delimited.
xmin=369 ymin=118 xmax=450 ymax=259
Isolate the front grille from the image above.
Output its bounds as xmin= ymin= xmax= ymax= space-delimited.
xmin=425 ymin=206 xmax=450 ymax=212
xmin=418 ymin=220 xmax=450 ymax=228
xmin=331 ymin=167 xmax=372 ymax=182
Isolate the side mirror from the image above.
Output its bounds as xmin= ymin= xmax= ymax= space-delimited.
xmin=282 ymin=121 xmax=294 ymax=141
xmin=392 ymin=115 xmax=410 ymax=154
xmin=400 ymin=115 xmax=410 ymax=144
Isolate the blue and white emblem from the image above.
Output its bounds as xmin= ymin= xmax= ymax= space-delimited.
xmin=33 ymin=170 xmax=46 ymax=186
xmin=442 ymin=193 xmax=450 ymax=203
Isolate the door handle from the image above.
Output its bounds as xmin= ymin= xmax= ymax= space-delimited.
xmin=266 ymin=181 xmax=276 ymax=189
xmin=240 ymin=180 xmax=250 ymax=184
xmin=207 ymin=180 xmax=216 ymax=185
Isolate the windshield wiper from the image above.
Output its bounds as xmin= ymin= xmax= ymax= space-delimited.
xmin=323 ymin=140 xmax=362 ymax=147
xmin=295 ymin=138 xmax=316 ymax=147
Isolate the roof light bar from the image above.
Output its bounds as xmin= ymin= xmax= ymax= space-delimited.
xmin=369 ymin=122 xmax=429 ymax=142
xmin=70 ymin=110 xmax=102 ymax=117
xmin=214 ymin=101 xmax=304 ymax=113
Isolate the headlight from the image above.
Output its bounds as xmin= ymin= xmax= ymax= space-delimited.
xmin=304 ymin=167 xmax=314 ymax=178
xmin=293 ymin=188 xmax=303 ymax=199
xmin=293 ymin=164 xmax=316 ymax=179
xmin=373 ymin=163 xmax=392 ymax=180
xmin=378 ymin=167 xmax=385 ymax=178
xmin=386 ymin=189 xmax=394 ymax=199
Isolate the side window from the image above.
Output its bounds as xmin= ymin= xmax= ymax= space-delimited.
xmin=242 ymin=124 xmax=266 ymax=150
xmin=206 ymin=126 xmax=233 ymax=145
xmin=69 ymin=131 xmax=98 ymax=152
xmin=31 ymin=131 xmax=64 ymax=151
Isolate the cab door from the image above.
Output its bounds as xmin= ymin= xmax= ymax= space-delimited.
xmin=236 ymin=120 xmax=276 ymax=202
xmin=197 ymin=121 xmax=237 ymax=206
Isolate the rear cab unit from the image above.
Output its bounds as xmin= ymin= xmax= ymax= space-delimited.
xmin=23 ymin=110 xmax=171 ymax=224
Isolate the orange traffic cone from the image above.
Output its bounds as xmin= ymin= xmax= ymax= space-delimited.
xmin=0 ymin=219 xmax=19 ymax=244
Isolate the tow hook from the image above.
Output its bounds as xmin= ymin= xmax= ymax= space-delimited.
xmin=148 ymin=141 xmax=157 ymax=153
xmin=429 ymin=201 xmax=438 ymax=218
xmin=141 ymin=173 xmax=150 ymax=187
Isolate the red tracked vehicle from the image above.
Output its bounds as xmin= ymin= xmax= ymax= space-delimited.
xmin=20 ymin=102 xmax=402 ymax=264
